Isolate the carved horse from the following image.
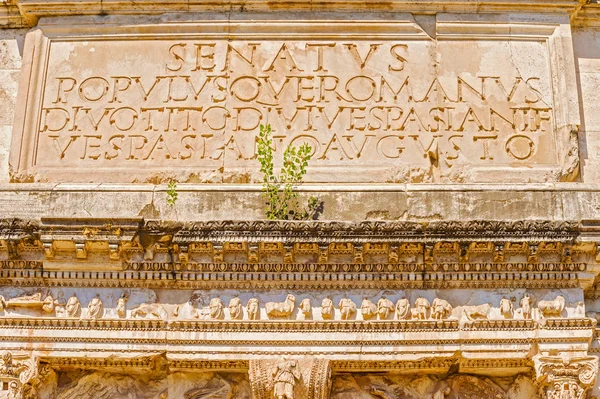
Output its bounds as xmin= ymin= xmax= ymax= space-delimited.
xmin=265 ymin=294 xmax=296 ymax=318
xmin=463 ymin=304 xmax=491 ymax=321
xmin=131 ymin=303 xmax=168 ymax=320
xmin=538 ymin=296 xmax=565 ymax=318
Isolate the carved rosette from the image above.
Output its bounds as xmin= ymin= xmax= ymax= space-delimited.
xmin=533 ymin=355 xmax=599 ymax=399
xmin=248 ymin=358 xmax=331 ymax=399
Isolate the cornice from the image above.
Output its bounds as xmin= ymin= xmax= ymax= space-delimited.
xmin=3 ymin=0 xmax=600 ymax=28
xmin=0 ymin=218 xmax=596 ymax=289
xmin=42 ymin=356 xmax=533 ymax=374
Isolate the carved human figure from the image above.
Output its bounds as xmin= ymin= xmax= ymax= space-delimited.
xmin=338 ymin=298 xmax=356 ymax=320
xmin=0 ymin=295 xmax=6 ymax=313
xmin=377 ymin=297 xmax=395 ymax=320
xmin=66 ymin=294 xmax=81 ymax=318
xmin=412 ymin=297 xmax=430 ymax=320
xmin=272 ymin=358 xmax=300 ymax=399
xmin=54 ymin=290 xmax=67 ymax=317
xmin=499 ymin=297 xmax=514 ymax=319
xmin=431 ymin=298 xmax=452 ymax=320
xmin=520 ymin=293 xmax=532 ymax=319
xmin=395 ymin=297 xmax=410 ymax=320
xmin=209 ymin=298 xmax=225 ymax=320
xmin=116 ymin=293 xmax=128 ymax=318
xmin=228 ymin=296 xmax=243 ymax=320
xmin=300 ymin=298 xmax=311 ymax=318
xmin=41 ymin=292 xmax=55 ymax=314
xmin=247 ymin=298 xmax=259 ymax=320
xmin=361 ymin=298 xmax=377 ymax=320
xmin=321 ymin=297 xmax=334 ymax=320
xmin=88 ymin=294 xmax=103 ymax=319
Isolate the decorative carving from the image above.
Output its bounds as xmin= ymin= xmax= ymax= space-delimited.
xmin=320 ymin=297 xmax=334 ymax=320
xmin=338 ymin=298 xmax=356 ymax=320
xmin=377 ymin=297 xmax=395 ymax=320
xmin=266 ymin=295 xmax=296 ymax=319
xmin=411 ymin=297 xmax=430 ymax=320
xmin=395 ymin=297 xmax=410 ymax=320
xmin=538 ymin=296 xmax=565 ymax=318
xmin=433 ymin=385 xmax=451 ymax=399
xmin=247 ymin=298 xmax=260 ymax=320
xmin=116 ymin=293 xmax=128 ymax=318
xmin=463 ymin=304 xmax=491 ymax=320
xmin=273 ymin=358 xmax=300 ymax=399
xmin=431 ymin=298 xmax=452 ymax=320
xmin=300 ymin=299 xmax=312 ymax=318
xmin=520 ymin=294 xmax=533 ymax=319
xmin=131 ymin=303 xmax=168 ymax=320
xmin=573 ymin=301 xmax=585 ymax=317
xmin=228 ymin=296 xmax=243 ymax=320
xmin=534 ymin=355 xmax=598 ymax=399
xmin=249 ymin=358 xmax=331 ymax=399
xmin=55 ymin=372 xmax=166 ymax=399
xmin=65 ymin=294 xmax=81 ymax=318
xmin=209 ymin=298 xmax=225 ymax=320
xmin=54 ymin=291 xmax=67 ymax=317
xmin=87 ymin=293 xmax=103 ymax=319
xmin=499 ymin=297 xmax=514 ymax=319
xmin=183 ymin=375 xmax=233 ymax=399
xmin=174 ymin=294 xmax=201 ymax=319
xmin=0 ymin=352 xmax=38 ymax=399
xmin=360 ymin=298 xmax=377 ymax=320
xmin=6 ymin=293 xmax=43 ymax=310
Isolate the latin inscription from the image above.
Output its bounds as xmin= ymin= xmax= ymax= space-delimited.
xmin=35 ymin=40 xmax=555 ymax=182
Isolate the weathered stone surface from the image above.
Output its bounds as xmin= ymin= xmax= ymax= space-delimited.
xmin=7 ymin=13 xmax=582 ymax=184
xmin=1 ymin=2 xmax=600 ymax=399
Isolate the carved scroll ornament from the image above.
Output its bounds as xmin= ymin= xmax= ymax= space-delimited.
xmin=534 ymin=355 xmax=599 ymax=399
xmin=0 ymin=352 xmax=38 ymax=399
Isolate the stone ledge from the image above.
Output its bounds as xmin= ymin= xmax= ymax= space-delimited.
xmin=3 ymin=0 xmax=600 ymax=28
xmin=0 ymin=184 xmax=599 ymax=222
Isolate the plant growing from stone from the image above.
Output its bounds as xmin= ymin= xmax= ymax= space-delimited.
xmin=257 ymin=124 xmax=319 ymax=220
xmin=167 ymin=180 xmax=178 ymax=207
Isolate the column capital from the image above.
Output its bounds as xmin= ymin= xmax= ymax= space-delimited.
xmin=534 ymin=355 xmax=599 ymax=399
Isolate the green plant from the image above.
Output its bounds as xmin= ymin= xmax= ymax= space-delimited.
xmin=167 ymin=180 xmax=178 ymax=207
xmin=257 ymin=124 xmax=319 ymax=220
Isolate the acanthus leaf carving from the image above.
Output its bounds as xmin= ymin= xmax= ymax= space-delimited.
xmin=534 ymin=355 xmax=599 ymax=399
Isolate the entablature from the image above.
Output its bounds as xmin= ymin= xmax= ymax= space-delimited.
xmin=0 ymin=218 xmax=598 ymax=290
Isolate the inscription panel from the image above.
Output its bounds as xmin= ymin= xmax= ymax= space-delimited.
xmin=9 ymin=14 xmax=579 ymax=183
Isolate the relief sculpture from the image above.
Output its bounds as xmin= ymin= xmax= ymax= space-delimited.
xmin=395 ymin=297 xmax=410 ymax=320
xmin=338 ymin=298 xmax=356 ymax=320
xmin=266 ymin=295 xmax=296 ymax=319
xmin=431 ymin=298 xmax=452 ymax=320
xmin=131 ymin=303 xmax=168 ymax=320
xmin=273 ymin=358 xmax=300 ymax=399
xmin=538 ymin=296 xmax=566 ymax=318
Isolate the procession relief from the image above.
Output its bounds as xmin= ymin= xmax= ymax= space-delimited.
xmin=0 ymin=289 xmax=584 ymax=322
